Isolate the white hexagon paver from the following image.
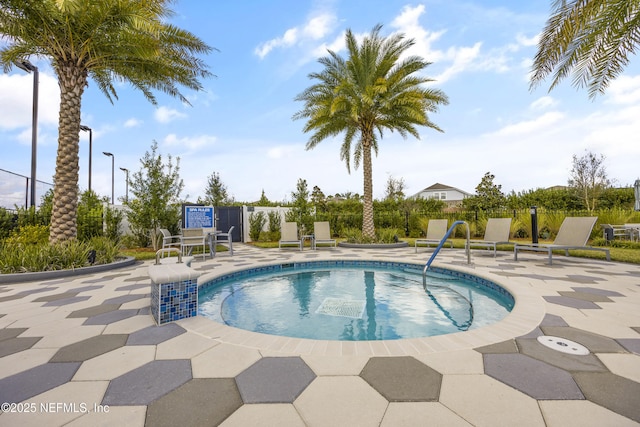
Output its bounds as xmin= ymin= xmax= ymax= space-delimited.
xmin=73 ymin=345 xmax=157 ymax=381
xmin=220 ymin=403 xmax=306 ymax=427
xmin=439 ymin=374 xmax=545 ymax=427
xmin=191 ymin=343 xmax=262 ymax=378
xmin=294 ymin=376 xmax=388 ymax=426
xmin=380 ymin=402 xmax=473 ymax=427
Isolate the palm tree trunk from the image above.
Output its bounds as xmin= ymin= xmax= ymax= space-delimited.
xmin=49 ymin=64 xmax=87 ymax=244
xmin=362 ymin=138 xmax=375 ymax=240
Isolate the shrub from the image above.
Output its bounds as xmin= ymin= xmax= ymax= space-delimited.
xmin=6 ymin=224 xmax=49 ymax=246
xmin=248 ymin=211 xmax=267 ymax=241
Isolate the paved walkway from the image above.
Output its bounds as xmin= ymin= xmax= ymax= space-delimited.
xmin=0 ymin=244 xmax=639 ymax=426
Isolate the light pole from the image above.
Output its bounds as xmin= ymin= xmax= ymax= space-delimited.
xmin=119 ymin=167 xmax=129 ymax=203
xmin=14 ymin=59 xmax=39 ymax=207
xmin=80 ymin=125 xmax=93 ymax=192
xmin=103 ymin=152 xmax=114 ymax=204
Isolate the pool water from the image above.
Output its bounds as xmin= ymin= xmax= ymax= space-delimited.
xmin=198 ymin=262 xmax=514 ymax=341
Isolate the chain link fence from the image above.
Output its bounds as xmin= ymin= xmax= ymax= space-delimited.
xmin=0 ymin=168 xmax=53 ymax=209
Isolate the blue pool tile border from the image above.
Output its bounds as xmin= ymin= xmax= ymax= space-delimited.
xmin=199 ymin=260 xmax=514 ymax=307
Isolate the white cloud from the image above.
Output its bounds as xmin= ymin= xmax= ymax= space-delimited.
xmin=530 ymin=96 xmax=558 ymax=110
xmin=605 ymin=75 xmax=640 ymax=105
xmin=255 ymin=12 xmax=336 ymax=59
xmin=162 ymin=133 xmax=217 ymax=151
xmin=0 ymin=72 xmax=59 ymax=130
xmin=154 ymin=106 xmax=187 ymax=123
xmin=124 ymin=118 xmax=142 ymax=128
xmin=486 ymin=111 xmax=566 ymax=138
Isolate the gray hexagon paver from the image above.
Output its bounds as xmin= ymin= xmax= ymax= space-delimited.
xmin=573 ymin=372 xmax=640 ymax=423
xmin=102 ymin=359 xmax=192 ymax=406
xmin=360 ymin=356 xmax=442 ymax=402
xmin=0 ymin=336 xmax=42 ymax=357
xmin=67 ymin=303 xmax=121 ymax=318
xmin=0 ymin=362 xmax=81 ymax=403
xmin=540 ymin=326 xmax=628 ymax=353
xmin=0 ymin=327 xmax=28 ymax=341
xmin=32 ymin=292 xmax=79 ymax=302
xmin=235 ymin=357 xmax=315 ymax=403
xmin=126 ymin=323 xmax=186 ymax=345
xmin=484 ymin=353 xmax=584 ymax=400
xmin=43 ymin=296 xmax=91 ymax=306
xmin=50 ymin=334 xmax=128 ymax=362
xmin=145 ymin=378 xmax=242 ymax=426
xmin=543 ymin=296 xmax=601 ymax=309
xmin=82 ymin=309 xmax=140 ymax=325
xmin=517 ymin=338 xmax=608 ymax=372
xmin=103 ymin=294 xmax=147 ymax=305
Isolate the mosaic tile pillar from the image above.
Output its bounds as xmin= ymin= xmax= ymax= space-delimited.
xmin=148 ymin=263 xmax=201 ymax=325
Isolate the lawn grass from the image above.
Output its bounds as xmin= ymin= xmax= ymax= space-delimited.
xmin=121 ymin=239 xmax=640 ymax=264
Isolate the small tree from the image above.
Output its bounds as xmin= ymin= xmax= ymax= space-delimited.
xmin=125 ymin=141 xmax=184 ymax=249
xmin=311 ymin=186 xmax=327 ymax=213
xmin=568 ymin=151 xmax=610 ymax=212
xmin=463 ymin=172 xmax=505 ymax=211
xmin=285 ymin=178 xmax=313 ymax=232
xmin=200 ymin=172 xmax=230 ymax=206
xmin=384 ymin=175 xmax=406 ymax=202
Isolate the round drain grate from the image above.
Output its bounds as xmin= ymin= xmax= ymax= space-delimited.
xmin=537 ymin=336 xmax=589 ymax=355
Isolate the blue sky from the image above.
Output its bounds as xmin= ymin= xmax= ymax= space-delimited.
xmin=1 ymin=0 xmax=639 ymax=209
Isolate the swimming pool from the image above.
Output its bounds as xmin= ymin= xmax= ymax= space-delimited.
xmin=198 ymin=260 xmax=514 ymax=341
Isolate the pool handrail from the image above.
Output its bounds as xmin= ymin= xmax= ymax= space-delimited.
xmin=423 ymin=220 xmax=471 ymax=288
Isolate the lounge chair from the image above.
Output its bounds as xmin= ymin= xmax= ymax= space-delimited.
xmin=514 ymin=217 xmax=610 ymax=265
xmin=181 ymin=228 xmax=208 ymax=260
xmin=415 ymin=219 xmax=452 ymax=253
xmin=467 ymin=218 xmax=513 ymax=257
xmin=279 ymin=222 xmax=302 ymax=250
xmin=313 ymin=221 xmax=336 ymax=248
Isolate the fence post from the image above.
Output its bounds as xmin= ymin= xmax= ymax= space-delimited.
xmin=530 ymin=206 xmax=539 ymax=244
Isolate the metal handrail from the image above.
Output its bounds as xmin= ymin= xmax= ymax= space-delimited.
xmin=155 ymin=248 xmax=183 ymax=265
xmin=423 ymin=220 xmax=471 ymax=288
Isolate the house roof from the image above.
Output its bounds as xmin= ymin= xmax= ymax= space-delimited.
xmin=411 ymin=183 xmax=472 ymax=198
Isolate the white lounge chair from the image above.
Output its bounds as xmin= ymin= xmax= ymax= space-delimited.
xmin=313 ymin=221 xmax=336 ymax=248
xmin=467 ymin=218 xmax=513 ymax=257
xmin=279 ymin=222 xmax=302 ymax=250
xmin=514 ymin=217 xmax=610 ymax=264
xmin=415 ymin=219 xmax=452 ymax=253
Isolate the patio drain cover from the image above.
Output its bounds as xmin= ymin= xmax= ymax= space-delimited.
xmin=316 ymin=298 xmax=365 ymax=319
xmin=537 ymin=335 xmax=589 ymax=355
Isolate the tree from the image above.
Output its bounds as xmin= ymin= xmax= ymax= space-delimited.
xmin=293 ymin=24 xmax=448 ymax=240
xmin=285 ymin=178 xmax=313 ymax=232
xmin=384 ymin=175 xmax=406 ymax=202
xmin=568 ymin=151 xmax=610 ymax=212
xmin=200 ymin=172 xmax=229 ymax=206
xmin=311 ymin=185 xmax=327 ymax=213
xmin=530 ymin=0 xmax=640 ymax=98
xmin=463 ymin=172 xmax=505 ymax=211
xmin=126 ymin=141 xmax=184 ymax=249
xmin=0 ymin=0 xmax=213 ymax=244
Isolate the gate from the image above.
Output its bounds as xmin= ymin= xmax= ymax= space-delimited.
xmin=215 ymin=206 xmax=243 ymax=242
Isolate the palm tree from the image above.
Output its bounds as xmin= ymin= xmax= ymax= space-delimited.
xmin=0 ymin=0 xmax=213 ymax=243
xmin=530 ymin=0 xmax=640 ymax=98
xmin=293 ymin=24 xmax=448 ymax=240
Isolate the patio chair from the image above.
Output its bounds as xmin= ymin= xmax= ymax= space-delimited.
xmin=601 ymin=224 xmax=629 ymax=243
xmin=214 ymin=226 xmax=235 ymax=255
xmin=467 ymin=218 xmax=513 ymax=257
xmin=514 ymin=217 xmax=610 ymax=265
xmin=279 ymin=222 xmax=302 ymax=250
xmin=415 ymin=219 xmax=452 ymax=253
xmin=313 ymin=221 xmax=336 ymax=248
xmin=180 ymin=228 xmax=208 ymax=260
xmin=159 ymin=228 xmax=182 ymax=257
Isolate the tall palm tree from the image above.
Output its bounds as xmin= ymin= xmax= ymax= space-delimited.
xmin=0 ymin=0 xmax=213 ymax=243
xmin=294 ymin=24 xmax=448 ymax=240
xmin=530 ymin=0 xmax=640 ymax=98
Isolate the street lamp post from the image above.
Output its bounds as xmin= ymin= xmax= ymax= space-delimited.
xmin=103 ymin=152 xmax=114 ymax=204
xmin=80 ymin=125 xmax=93 ymax=192
xmin=14 ymin=59 xmax=39 ymax=207
xmin=119 ymin=167 xmax=129 ymax=203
